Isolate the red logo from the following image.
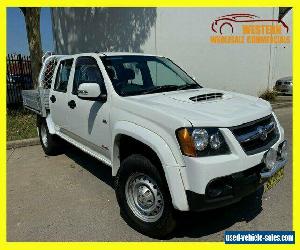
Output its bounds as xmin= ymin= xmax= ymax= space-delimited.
xmin=211 ymin=13 xmax=289 ymax=35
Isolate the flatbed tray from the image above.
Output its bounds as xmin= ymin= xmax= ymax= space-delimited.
xmin=22 ymin=88 xmax=50 ymax=117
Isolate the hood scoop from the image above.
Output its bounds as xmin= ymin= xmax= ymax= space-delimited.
xmin=190 ymin=92 xmax=223 ymax=102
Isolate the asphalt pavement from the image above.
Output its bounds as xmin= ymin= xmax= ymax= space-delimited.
xmin=7 ymin=107 xmax=292 ymax=241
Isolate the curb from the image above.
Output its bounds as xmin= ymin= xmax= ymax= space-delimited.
xmin=7 ymin=137 xmax=40 ymax=150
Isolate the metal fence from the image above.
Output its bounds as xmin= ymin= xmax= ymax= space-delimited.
xmin=7 ymin=54 xmax=33 ymax=106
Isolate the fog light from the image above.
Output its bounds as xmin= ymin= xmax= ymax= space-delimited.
xmin=278 ymin=140 xmax=288 ymax=160
xmin=264 ymin=148 xmax=277 ymax=170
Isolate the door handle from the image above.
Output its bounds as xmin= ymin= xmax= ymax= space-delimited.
xmin=50 ymin=95 xmax=56 ymax=103
xmin=68 ymin=100 xmax=76 ymax=109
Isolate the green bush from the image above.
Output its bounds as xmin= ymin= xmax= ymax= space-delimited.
xmin=259 ymin=89 xmax=277 ymax=102
xmin=7 ymin=108 xmax=37 ymax=141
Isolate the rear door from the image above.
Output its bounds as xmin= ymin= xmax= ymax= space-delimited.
xmin=49 ymin=58 xmax=74 ymax=131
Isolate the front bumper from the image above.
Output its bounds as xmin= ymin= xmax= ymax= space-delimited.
xmin=185 ymin=158 xmax=287 ymax=211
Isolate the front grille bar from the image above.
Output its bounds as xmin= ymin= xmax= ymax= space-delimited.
xmin=230 ymin=114 xmax=279 ymax=155
xmin=236 ymin=121 xmax=275 ymax=143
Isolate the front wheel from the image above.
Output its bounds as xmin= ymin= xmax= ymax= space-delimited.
xmin=115 ymin=154 xmax=176 ymax=239
xmin=37 ymin=117 xmax=61 ymax=155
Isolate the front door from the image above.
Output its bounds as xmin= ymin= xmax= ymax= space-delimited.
xmin=49 ymin=58 xmax=74 ymax=131
xmin=65 ymin=56 xmax=111 ymax=159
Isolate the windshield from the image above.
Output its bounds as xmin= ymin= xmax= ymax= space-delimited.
xmin=101 ymin=55 xmax=202 ymax=96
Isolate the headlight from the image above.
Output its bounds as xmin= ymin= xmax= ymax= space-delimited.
xmin=176 ymin=127 xmax=230 ymax=157
xmin=210 ymin=132 xmax=222 ymax=150
xmin=191 ymin=129 xmax=209 ymax=151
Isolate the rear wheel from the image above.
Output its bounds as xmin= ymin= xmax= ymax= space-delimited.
xmin=115 ymin=154 xmax=176 ymax=239
xmin=37 ymin=117 xmax=61 ymax=155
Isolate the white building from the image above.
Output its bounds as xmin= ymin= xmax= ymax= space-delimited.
xmin=51 ymin=7 xmax=292 ymax=96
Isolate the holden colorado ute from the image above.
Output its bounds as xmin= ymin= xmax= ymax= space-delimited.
xmin=22 ymin=52 xmax=288 ymax=238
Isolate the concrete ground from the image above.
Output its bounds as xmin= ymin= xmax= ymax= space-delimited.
xmin=7 ymin=107 xmax=292 ymax=241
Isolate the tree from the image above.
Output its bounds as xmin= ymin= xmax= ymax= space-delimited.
xmin=20 ymin=7 xmax=43 ymax=89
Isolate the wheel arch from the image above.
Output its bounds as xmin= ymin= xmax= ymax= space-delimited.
xmin=112 ymin=121 xmax=189 ymax=211
xmin=37 ymin=113 xmax=56 ymax=135
xmin=220 ymin=21 xmax=234 ymax=34
xmin=112 ymin=121 xmax=178 ymax=176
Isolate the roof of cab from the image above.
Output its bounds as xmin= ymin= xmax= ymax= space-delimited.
xmin=48 ymin=52 xmax=164 ymax=63
xmin=99 ymin=52 xmax=163 ymax=57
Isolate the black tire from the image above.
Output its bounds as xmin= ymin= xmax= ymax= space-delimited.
xmin=37 ymin=117 xmax=61 ymax=156
xmin=115 ymin=154 xmax=176 ymax=239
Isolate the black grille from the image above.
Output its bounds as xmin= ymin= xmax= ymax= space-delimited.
xmin=230 ymin=115 xmax=279 ymax=155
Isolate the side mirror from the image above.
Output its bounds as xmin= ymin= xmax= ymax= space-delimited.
xmin=77 ymin=83 xmax=107 ymax=101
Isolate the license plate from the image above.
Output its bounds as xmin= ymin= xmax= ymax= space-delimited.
xmin=264 ymin=167 xmax=284 ymax=192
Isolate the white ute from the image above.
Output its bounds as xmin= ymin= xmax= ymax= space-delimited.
xmin=22 ymin=52 xmax=288 ymax=238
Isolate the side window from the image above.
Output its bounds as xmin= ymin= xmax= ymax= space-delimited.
xmin=73 ymin=57 xmax=105 ymax=95
xmin=54 ymin=59 xmax=73 ymax=92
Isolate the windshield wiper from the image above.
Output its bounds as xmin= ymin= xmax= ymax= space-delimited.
xmin=121 ymin=83 xmax=202 ymax=96
xmin=142 ymin=85 xmax=179 ymax=94
xmin=177 ymin=83 xmax=202 ymax=90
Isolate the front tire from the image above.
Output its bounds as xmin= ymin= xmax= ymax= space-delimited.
xmin=37 ymin=117 xmax=61 ymax=155
xmin=115 ymin=154 xmax=176 ymax=239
